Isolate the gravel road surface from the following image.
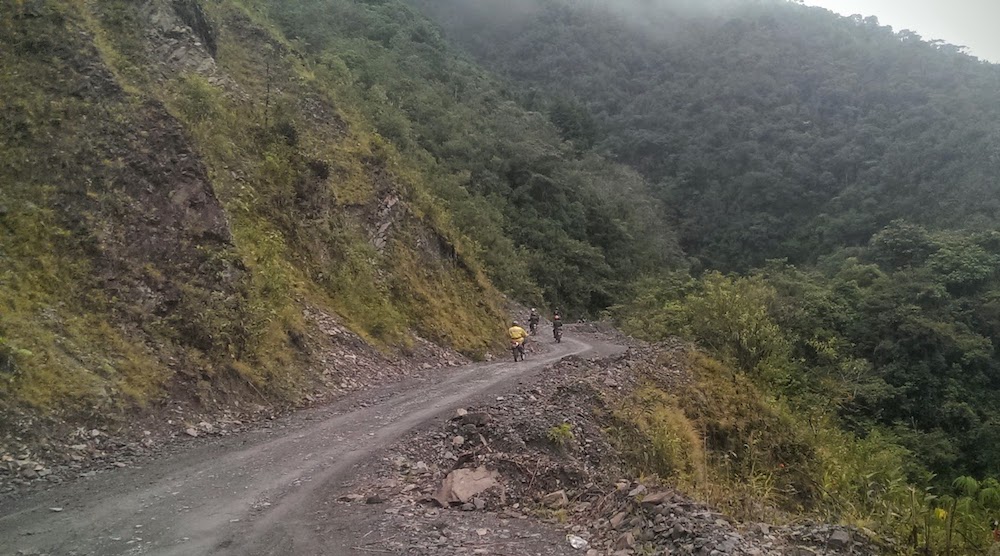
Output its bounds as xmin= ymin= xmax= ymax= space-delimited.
xmin=0 ymin=330 xmax=622 ymax=556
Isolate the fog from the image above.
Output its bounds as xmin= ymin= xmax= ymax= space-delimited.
xmin=413 ymin=0 xmax=997 ymax=62
xmin=803 ymin=0 xmax=1000 ymax=62
xmin=409 ymin=0 xmax=766 ymax=42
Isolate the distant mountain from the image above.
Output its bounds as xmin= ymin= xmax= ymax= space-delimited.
xmin=410 ymin=0 xmax=1000 ymax=270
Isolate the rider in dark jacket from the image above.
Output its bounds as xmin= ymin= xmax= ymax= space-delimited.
xmin=528 ymin=308 xmax=540 ymax=334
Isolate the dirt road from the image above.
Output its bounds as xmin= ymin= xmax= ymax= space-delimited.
xmin=0 ymin=331 xmax=621 ymax=556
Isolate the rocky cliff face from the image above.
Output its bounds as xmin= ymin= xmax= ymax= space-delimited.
xmin=0 ymin=0 xmax=506 ymax=442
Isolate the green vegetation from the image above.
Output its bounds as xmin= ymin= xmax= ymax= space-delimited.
xmin=612 ymin=223 xmax=1000 ymax=550
xmin=411 ymin=0 xmax=1000 ymax=271
xmin=613 ymin=352 xmax=908 ymax=525
xmin=612 ymin=385 xmax=706 ymax=488
xmin=611 ymin=349 xmax=1000 ymax=555
xmin=0 ymin=197 xmax=166 ymax=414
xmin=0 ymin=6 xmax=179 ymax=418
xmin=4 ymin=0 xmax=682 ymax=421
xmin=546 ymin=422 xmax=575 ymax=448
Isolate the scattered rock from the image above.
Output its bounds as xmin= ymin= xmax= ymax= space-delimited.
xmin=828 ymin=529 xmax=852 ymax=549
xmin=627 ymin=484 xmax=646 ymax=497
xmin=458 ymin=413 xmax=491 ymax=427
xmin=332 ymin=338 xmax=885 ymax=556
xmin=542 ymin=489 xmax=569 ymax=509
xmin=610 ymin=511 xmax=627 ymax=529
xmin=432 ymin=466 xmax=498 ymax=507
xmin=640 ymin=490 xmax=671 ymax=507
xmin=567 ymin=533 xmax=589 ymax=549
xmin=614 ymin=531 xmax=635 ymax=550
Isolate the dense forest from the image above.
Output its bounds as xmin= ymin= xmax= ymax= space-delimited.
xmin=411 ymin=0 xmax=1000 ymax=270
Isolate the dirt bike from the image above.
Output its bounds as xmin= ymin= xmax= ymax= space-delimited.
xmin=529 ymin=321 xmax=538 ymax=335
xmin=553 ymin=327 xmax=562 ymax=343
xmin=511 ymin=340 xmax=526 ymax=362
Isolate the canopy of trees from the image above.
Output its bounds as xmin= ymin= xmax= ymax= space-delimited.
xmin=410 ymin=0 xmax=1000 ymax=271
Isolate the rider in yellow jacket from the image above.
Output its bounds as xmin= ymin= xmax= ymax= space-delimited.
xmin=508 ymin=322 xmax=528 ymax=346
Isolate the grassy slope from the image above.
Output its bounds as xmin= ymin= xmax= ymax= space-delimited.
xmin=0 ymin=2 xmax=206 ymax=418
xmin=0 ymin=0 xmax=507 ymax=426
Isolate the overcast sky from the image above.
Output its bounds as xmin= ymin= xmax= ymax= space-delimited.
xmin=801 ymin=0 xmax=1000 ymax=62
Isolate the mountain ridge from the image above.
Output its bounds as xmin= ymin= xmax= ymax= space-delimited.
xmin=410 ymin=0 xmax=1000 ymax=270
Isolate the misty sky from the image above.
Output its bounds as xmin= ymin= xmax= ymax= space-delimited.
xmin=802 ymin=0 xmax=1000 ymax=62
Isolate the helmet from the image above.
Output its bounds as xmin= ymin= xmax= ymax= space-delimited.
xmin=530 ymin=308 xmax=537 ymax=312
xmin=512 ymin=321 xmax=519 ymax=326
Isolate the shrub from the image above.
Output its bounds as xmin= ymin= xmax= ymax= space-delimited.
xmin=547 ymin=422 xmax=574 ymax=448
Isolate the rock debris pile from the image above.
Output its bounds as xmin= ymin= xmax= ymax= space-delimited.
xmin=303 ymin=306 xmax=468 ymax=402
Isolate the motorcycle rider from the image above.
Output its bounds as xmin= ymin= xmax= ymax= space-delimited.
xmin=552 ymin=313 xmax=563 ymax=341
xmin=528 ymin=308 xmax=540 ymax=335
xmin=508 ymin=321 xmax=528 ymax=350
